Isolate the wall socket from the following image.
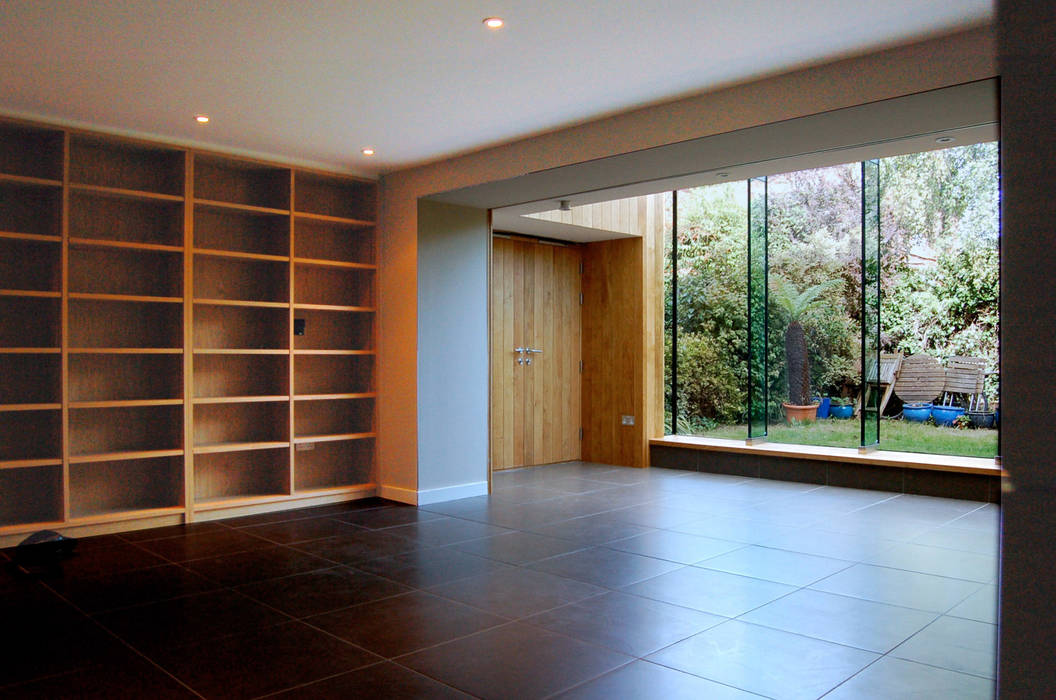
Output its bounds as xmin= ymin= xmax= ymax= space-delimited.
xmin=621 ymin=415 xmax=635 ymax=426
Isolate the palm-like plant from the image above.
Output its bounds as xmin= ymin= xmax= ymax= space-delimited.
xmin=771 ymin=276 xmax=842 ymax=406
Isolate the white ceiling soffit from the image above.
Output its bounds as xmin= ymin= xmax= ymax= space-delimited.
xmin=437 ymin=78 xmax=998 ymax=233
xmin=0 ymin=1 xmax=991 ymax=176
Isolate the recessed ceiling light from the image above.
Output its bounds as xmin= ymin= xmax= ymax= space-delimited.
xmin=716 ymin=172 xmax=729 ymax=178
xmin=195 ymin=114 xmax=210 ymax=124
xmin=935 ymin=136 xmax=956 ymax=143
xmin=361 ymin=148 xmax=376 ymax=156
xmin=483 ymin=17 xmax=504 ymax=29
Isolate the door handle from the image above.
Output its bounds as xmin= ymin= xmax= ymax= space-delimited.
xmin=525 ymin=348 xmax=543 ymax=354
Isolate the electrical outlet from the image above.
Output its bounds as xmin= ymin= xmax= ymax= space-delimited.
xmin=294 ymin=318 xmax=306 ymax=336
xmin=621 ymin=415 xmax=635 ymax=426
xmin=295 ymin=443 xmax=315 ymax=451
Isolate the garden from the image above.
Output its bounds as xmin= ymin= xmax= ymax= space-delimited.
xmin=665 ymin=142 xmax=999 ymax=458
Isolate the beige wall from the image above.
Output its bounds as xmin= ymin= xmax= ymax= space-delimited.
xmin=377 ymin=27 xmax=997 ymax=494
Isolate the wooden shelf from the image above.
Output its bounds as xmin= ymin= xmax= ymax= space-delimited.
xmin=70 ymin=292 xmax=182 ymax=304
xmin=293 ymin=349 xmax=376 ymax=356
xmin=0 ymin=173 xmax=62 ymax=188
xmin=69 ymin=237 xmax=183 ymax=253
xmin=194 ymin=441 xmax=290 ymax=455
xmin=294 ymin=393 xmax=377 ymax=401
xmin=0 ymin=123 xmax=64 ymax=181
xmin=194 ymin=198 xmax=288 ymax=216
xmin=0 ymin=231 xmax=61 ymax=243
xmin=69 ymin=192 xmax=183 ymax=248
xmin=70 ymin=399 xmax=183 ymax=409
xmin=0 ymin=118 xmax=377 ymax=534
xmin=293 ymin=211 xmax=372 ymax=227
xmin=193 ymin=247 xmax=289 ymax=262
xmin=69 ymin=449 xmax=184 ymax=465
xmin=292 ymin=257 xmax=376 ymax=270
xmin=70 ymin=353 xmax=182 ymax=403
xmin=0 ymin=458 xmax=63 ymax=470
xmin=194 ymin=298 xmax=289 ymax=309
xmin=69 ymin=135 xmax=184 ymax=196
xmin=70 ymin=245 xmax=182 ymax=298
xmin=70 ymin=182 xmax=184 ymax=203
xmin=0 ymin=403 xmax=62 ymax=412
xmin=68 ymin=347 xmax=183 ymax=354
xmin=193 ymin=396 xmax=288 ymax=404
xmin=294 ymin=433 xmax=375 ymax=444
xmin=193 ymin=348 xmax=287 ymax=355
xmin=0 ymin=290 xmax=60 ymax=299
xmin=293 ymin=303 xmax=374 ymax=312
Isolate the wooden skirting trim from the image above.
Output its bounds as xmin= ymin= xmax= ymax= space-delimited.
xmin=649 ymin=436 xmax=1005 ymax=477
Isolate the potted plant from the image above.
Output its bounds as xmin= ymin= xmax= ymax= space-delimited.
xmin=829 ymin=397 xmax=854 ymax=419
xmin=932 ymin=403 xmax=966 ymax=427
xmin=902 ymin=402 xmax=933 ymax=423
xmin=773 ymin=278 xmax=841 ymax=423
xmin=814 ymin=396 xmax=831 ymax=419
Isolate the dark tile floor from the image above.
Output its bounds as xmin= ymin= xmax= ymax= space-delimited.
xmin=0 ymin=462 xmax=999 ymax=699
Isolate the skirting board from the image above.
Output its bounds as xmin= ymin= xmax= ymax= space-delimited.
xmin=379 ymin=481 xmax=489 ymax=506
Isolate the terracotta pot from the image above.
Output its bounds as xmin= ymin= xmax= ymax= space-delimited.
xmin=782 ymin=402 xmax=819 ymax=423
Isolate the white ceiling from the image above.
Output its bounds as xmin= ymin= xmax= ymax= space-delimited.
xmin=0 ymin=1 xmax=992 ymax=177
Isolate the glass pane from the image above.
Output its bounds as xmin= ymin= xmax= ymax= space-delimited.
xmin=861 ymin=160 xmax=881 ymax=448
xmin=669 ymin=185 xmax=748 ymax=437
xmin=748 ymin=177 xmax=767 ymax=440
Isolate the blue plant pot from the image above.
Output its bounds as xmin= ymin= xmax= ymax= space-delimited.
xmin=932 ymin=405 xmax=965 ymax=427
xmin=903 ymin=402 xmax=932 ymax=423
xmin=815 ymin=397 xmax=831 ymax=419
xmin=830 ymin=404 xmax=853 ymax=419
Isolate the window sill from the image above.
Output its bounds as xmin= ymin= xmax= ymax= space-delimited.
xmin=650 ymin=435 xmax=1004 ymax=477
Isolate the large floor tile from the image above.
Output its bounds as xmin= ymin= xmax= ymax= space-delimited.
xmin=94 ymin=588 xmax=288 ymax=651
xmin=182 ymin=545 xmax=331 ymax=586
xmin=892 ymin=615 xmax=998 ymax=679
xmin=451 ymin=530 xmax=587 ymax=564
xmin=623 ymin=566 xmax=793 ymax=617
xmin=271 ymin=661 xmax=472 ymax=699
xmin=354 ymin=546 xmax=513 ymax=588
xmin=427 ymin=566 xmax=605 ymax=618
xmin=696 ymin=545 xmax=853 ymax=586
xmin=526 ymin=591 xmax=725 ymax=656
xmin=526 ymin=513 xmax=656 ymax=545
xmin=910 ymin=525 xmax=1000 ymax=555
xmin=947 ymin=583 xmax=998 ymax=624
xmin=292 ymin=530 xmax=422 ymax=565
xmin=740 ymin=588 xmax=937 ymax=652
xmin=554 ymin=659 xmax=761 ymax=700
xmin=810 ymin=564 xmax=982 ymax=613
xmin=0 ymin=648 xmax=198 ymax=699
xmin=134 ymin=529 xmax=272 ymax=563
xmin=400 ymin=622 xmax=632 ymax=700
xmin=823 ymin=656 xmax=995 ymax=699
xmin=152 ymin=620 xmax=380 ymax=699
xmin=337 ymin=505 xmax=448 ymax=529
xmin=647 ymin=620 xmax=878 ymax=700
xmin=385 ymin=517 xmax=513 ymax=546
xmin=47 ymin=563 xmax=220 ymax=613
xmin=239 ymin=516 xmax=366 ymax=544
xmin=604 ymin=530 xmax=743 ymax=565
xmin=528 ymin=546 xmax=682 ymax=588
xmin=862 ymin=542 xmax=998 ymax=583
xmin=235 ymin=566 xmax=410 ymax=618
xmin=305 ymin=590 xmax=507 ymax=657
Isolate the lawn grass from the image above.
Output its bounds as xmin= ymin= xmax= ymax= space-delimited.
xmin=697 ymin=417 xmax=998 ymax=458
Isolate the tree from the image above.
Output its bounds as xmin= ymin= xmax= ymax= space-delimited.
xmin=770 ymin=277 xmax=842 ymax=405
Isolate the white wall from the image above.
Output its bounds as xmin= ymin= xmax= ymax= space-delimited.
xmin=409 ymin=200 xmax=490 ymax=504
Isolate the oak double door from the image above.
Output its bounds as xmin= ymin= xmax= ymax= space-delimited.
xmin=490 ymin=236 xmax=582 ymax=470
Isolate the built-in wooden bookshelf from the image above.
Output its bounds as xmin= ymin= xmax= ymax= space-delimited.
xmin=0 ymin=118 xmax=377 ymax=540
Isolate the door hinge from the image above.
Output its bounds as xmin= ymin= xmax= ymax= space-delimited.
xmin=579 ymin=427 xmax=584 ymax=441
xmin=579 ymin=292 xmax=583 ymax=305
xmin=579 ymin=360 xmax=583 ymax=373
xmin=579 ymin=261 xmax=584 ymax=274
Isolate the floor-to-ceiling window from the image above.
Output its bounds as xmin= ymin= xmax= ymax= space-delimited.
xmin=665 ymin=142 xmax=999 ymax=459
